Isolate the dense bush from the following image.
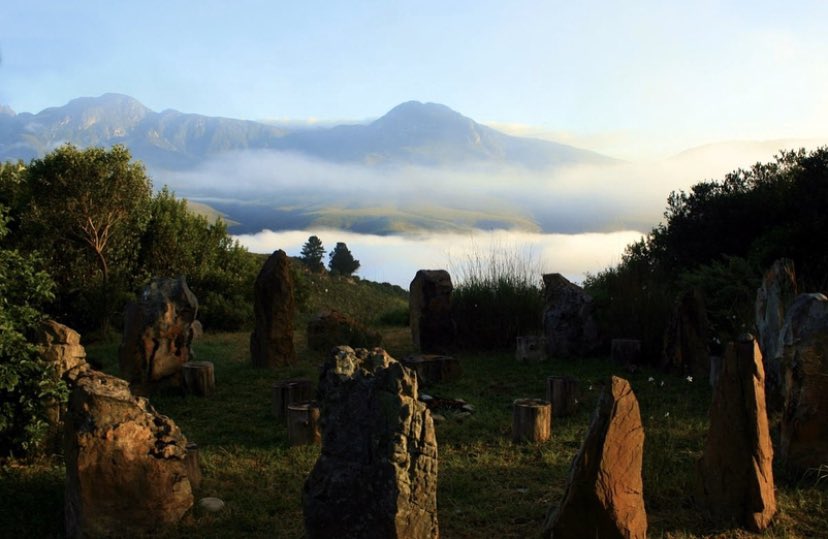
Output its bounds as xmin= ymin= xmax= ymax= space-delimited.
xmin=451 ymin=246 xmax=544 ymax=350
xmin=0 ymin=206 xmax=65 ymax=458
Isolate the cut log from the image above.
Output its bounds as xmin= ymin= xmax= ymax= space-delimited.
xmin=183 ymin=361 xmax=215 ymax=397
xmin=185 ymin=442 xmax=202 ymax=492
xmin=401 ymin=354 xmax=462 ymax=386
xmin=516 ymin=336 xmax=548 ymax=362
xmin=271 ymin=378 xmax=314 ymax=418
xmin=512 ymin=398 xmax=552 ymax=443
xmin=546 ymin=376 xmax=579 ymax=418
xmin=287 ymin=401 xmax=321 ymax=446
xmin=611 ymin=338 xmax=642 ymax=365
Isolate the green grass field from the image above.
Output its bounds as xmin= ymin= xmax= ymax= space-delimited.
xmin=2 ymin=323 xmax=826 ymax=538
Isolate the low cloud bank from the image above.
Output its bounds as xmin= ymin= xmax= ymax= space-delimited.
xmin=233 ymin=228 xmax=644 ymax=288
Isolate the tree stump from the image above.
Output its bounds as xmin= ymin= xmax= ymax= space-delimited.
xmin=611 ymin=338 xmax=642 ymax=365
xmin=516 ymin=336 xmax=548 ymax=362
xmin=546 ymin=376 xmax=579 ymax=417
xmin=183 ymin=361 xmax=215 ymax=397
xmin=185 ymin=442 xmax=202 ymax=492
xmin=287 ymin=401 xmax=321 ymax=446
xmin=401 ymin=354 xmax=462 ymax=386
xmin=272 ymin=378 xmax=314 ymax=418
xmin=512 ymin=398 xmax=552 ymax=443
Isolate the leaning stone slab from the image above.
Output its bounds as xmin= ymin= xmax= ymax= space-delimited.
xmin=64 ymin=369 xmax=193 ymax=538
xmin=118 ymin=276 xmax=199 ymax=394
xmin=543 ymin=376 xmax=647 ymax=539
xmin=779 ymin=293 xmax=828 ymax=472
xmin=303 ymin=346 xmax=439 ymax=539
xmin=662 ymin=288 xmax=709 ymax=376
xmin=250 ymin=250 xmax=296 ymax=367
xmin=409 ymin=269 xmax=455 ymax=353
xmin=542 ymin=273 xmax=600 ymax=358
xmin=755 ymin=258 xmax=797 ymax=407
xmin=696 ymin=335 xmax=776 ymax=532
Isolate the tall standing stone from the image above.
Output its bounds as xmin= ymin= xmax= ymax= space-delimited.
xmin=755 ymin=258 xmax=797 ymax=409
xmin=410 ymin=269 xmax=455 ymax=353
xmin=542 ymin=273 xmax=599 ymax=358
xmin=543 ymin=376 xmax=647 ymax=539
xmin=662 ymin=288 xmax=710 ymax=376
xmin=778 ymin=292 xmax=828 ymax=472
xmin=303 ymin=346 xmax=439 ymax=539
xmin=250 ymin=250 xmax=296 ymax=367
xmin=64 ymin=369 xmax=194 ymax=538
xmin=118 ymin=276 xmax=199 ymax=395
xmin=696 ymin=335 xmax=776 ymax=532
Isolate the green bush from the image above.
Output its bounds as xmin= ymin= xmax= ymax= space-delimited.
xmin=0 ymin=207 xmax=65 ymax=458
xmin=450 ymin=246 xmax=544 ymax=350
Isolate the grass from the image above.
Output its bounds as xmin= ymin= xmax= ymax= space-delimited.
xmin=3 ymin=324 xmax=827 ymax=538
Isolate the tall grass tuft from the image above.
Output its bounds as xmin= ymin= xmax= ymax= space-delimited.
xmin=450 ymin=243 xmax=544 ymax=350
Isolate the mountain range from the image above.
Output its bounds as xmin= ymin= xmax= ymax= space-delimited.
xmin=0 ymin=93 xmax=613 ymax=171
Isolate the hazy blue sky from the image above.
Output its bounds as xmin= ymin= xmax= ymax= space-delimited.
xmin=3 ymin=1 xmax=828 ymax=159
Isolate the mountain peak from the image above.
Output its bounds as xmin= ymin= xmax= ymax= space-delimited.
xmin=0 ymin=104 xmax=15 ymax=117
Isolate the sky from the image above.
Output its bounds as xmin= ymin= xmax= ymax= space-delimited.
xmin=3 ymin=1 xmax=828 ymax=160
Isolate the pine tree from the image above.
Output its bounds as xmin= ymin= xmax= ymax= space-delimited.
xmin=300 ymin=235 xmax=325 ymax=273
xmin=328 ymin=242 xmax=360 ymax=276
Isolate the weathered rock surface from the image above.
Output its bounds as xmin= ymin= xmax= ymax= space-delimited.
xmin=307 ymin=309 xmax=382 ymax=352
xmin=779 ymin=293 xmax=828 ymax=472
xmin=662 ymin=288 xmax=709 ymax=375
xmin=755 ymin=258 xmax=797 ymax=407
xmin=696 ymin=336 xmax=776 ymax=532
xmin=118 ymin=276 xmax=199 ymax=394
xmin=64 ymin=369 xmax=193 ymax=538
xmin=542 ymin=273 xmax=599 ymax=358
xmin=303 ymin=346 xmax=439 ymax=539
xmin=250 ymin=250 xmax=296 ymax=367
xmin=543 ymin=376 xmax=647 ymax=539
xmin=409 ymin=269 xmax=455 ymax=353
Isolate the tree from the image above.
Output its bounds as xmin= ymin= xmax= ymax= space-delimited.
xmin=300 ymin=235 xmax=325 ymax=273
xmin=328 ymin=242 xmax=360 ymax=276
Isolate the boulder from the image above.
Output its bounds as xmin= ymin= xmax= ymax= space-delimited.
xmin=543 ymin=376 xmax=647 ymax=539
xmin=755 ymin=258 xmax=797 ymax=407
xmin=778 ymin=293 xmax=828 ymax=471
xmin=64 ymin=369 xmax=194 ymax=538
xmin=118 ymin=276 xmax=199 ymax=394
xmin=662 ymin=288 xmax=709 ymax=375
xmin=409 ymin=269 xmax=455 ymax=353
xmin=696 ymin=335 xmax=776 ymax=532
xmin=542 ymin=273 xmax=600 ymax=358
xmin=250 ymin=250 xmax=296 ymax=367
xmin=307 ymin=309 xmax=382 ymax=352
xmin=303 ymin=346 xmax=439 ymax=539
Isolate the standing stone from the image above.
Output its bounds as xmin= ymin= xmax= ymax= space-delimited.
xmin=410 ymin=269 xmax=455 ymax=353
xmin=662 ymin=288 xmax=710 ymax=376
xmin=303 ymin=346 xmax=439 ymax=539
xmin=778 ymin=293 xmax=828 ymax=472
xmin=696 ymin=335 xmax=776 ymax=532
xmin=543 ymin=376 xmax=647 ymax=539
xmin=307 ymin=309 xmax=382 ymax=352
xmin=755 ymin=258 xmax=797 ymax=409
xmin=250 ymin=250 xmax=296 ymax=367
xmin=64 ymin=369 xmax=194 ymax=538
xmin=118 ymin=276 xmax=199 ymax=395
xmin=542 ymin=273 xmax=599 ymax=358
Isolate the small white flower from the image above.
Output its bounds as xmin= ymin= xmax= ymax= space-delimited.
xmin=686 ymin=376 xmax=694 ymax=383
xmin=659 ymin=380 xmax=665 ymax=387
xmin=588 ymin=385 xmax=593 ymax=391
xmin=664 ymin=412 xmax=670 ymax=418
xmin=648 ymin=376 xmax=655 ymax=382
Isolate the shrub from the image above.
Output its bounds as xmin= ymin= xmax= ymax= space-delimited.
xmin=450 ymin=245 xmax=544 ymax=350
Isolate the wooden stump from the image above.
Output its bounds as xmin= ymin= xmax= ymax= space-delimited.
xmin=183 ymin=361 xmax=215 ymax=397
xmin=512 ymin=398 xmax=551 ymax=443
xmin=401 ymin=354 xmax=462 ymax=386
xmin=287 ymin=401 xmax=321 ymax=446
xmin=516 ymin=336 xmax=548 ymax=362
xmin=546 ymin=376 xmax=579 ymax=417
xmin=611 ymin=339 xmax=642 ymax=365
xmin=271 ymin=378 xmax=314 ymax=418
xmin=185 ymin=442 xmax=202 ymax=491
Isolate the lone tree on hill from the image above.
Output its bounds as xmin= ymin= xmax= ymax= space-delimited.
xmin=328 ymin=242 xmax=360 ymax=276
xmin=300 ymin=235 xmax=325 ymax=273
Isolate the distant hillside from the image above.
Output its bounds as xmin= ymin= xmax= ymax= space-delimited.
xmin=0 ymin=94 xmax=614 ymax=170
